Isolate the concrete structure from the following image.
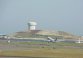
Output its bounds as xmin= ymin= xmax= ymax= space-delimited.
xmin=75 ymin=38 xmax=83 ymax=43
xmin=28 ymin=21 xmax=37 ymax=30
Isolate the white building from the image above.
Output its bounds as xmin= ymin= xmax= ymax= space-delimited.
xmin=28 ymin=21 xmax=37 ymax=30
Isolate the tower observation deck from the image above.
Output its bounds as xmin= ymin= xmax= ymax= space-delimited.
xmin=28 ymin=21 xmax=37 ymax=30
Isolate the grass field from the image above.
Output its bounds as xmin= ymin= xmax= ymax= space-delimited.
xmin=0 ymin=48 xmax=83 ymax=58
xmin=0 ymin=41 xmax=83 ymax=58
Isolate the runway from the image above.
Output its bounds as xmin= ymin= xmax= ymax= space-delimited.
xmin=0 ymin=38 xmax=83 ymax=51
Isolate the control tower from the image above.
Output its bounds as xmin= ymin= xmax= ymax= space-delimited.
xmin=28 ymin=21 xmax=37 ymax=30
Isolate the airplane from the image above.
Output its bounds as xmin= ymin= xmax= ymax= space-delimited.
xmin=47 ymin=37 xmax=57 ymax=42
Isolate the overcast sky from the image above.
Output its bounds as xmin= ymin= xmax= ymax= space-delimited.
xmin=0 ymin=0 xmax=83 ymax=36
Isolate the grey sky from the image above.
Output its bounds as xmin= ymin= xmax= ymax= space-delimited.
xmin=0 ymin=0 xmax=83 ymax=36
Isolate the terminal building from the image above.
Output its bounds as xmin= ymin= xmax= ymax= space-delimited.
xmin=6 ymin=20 xmax=81 ymax=42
